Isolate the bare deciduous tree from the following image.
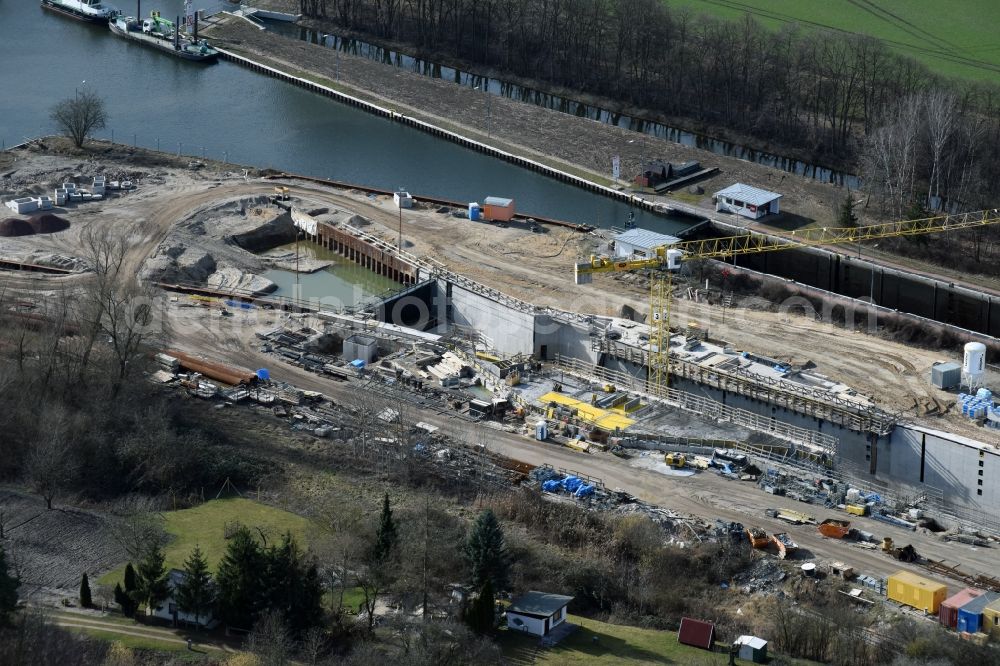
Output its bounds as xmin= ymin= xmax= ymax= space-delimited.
xmin=106 ymin=495 xmax=166 ymax=562
xmin=26 ymin=407 xmax=77 ymax=510
xmin=78 ymin=224 xmax=160 ymax=395
xmin=50 ymin=91 xmax=107 ymax=149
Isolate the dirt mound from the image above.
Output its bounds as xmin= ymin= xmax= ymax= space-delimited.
xmin=0 ymin=217 xmax=34 ymax=237
xmin=28 ymin=213 xmax=70 ymax=234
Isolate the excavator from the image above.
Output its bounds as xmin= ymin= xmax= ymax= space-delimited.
xmin=142 ymin=11 xmax=174 ymax=38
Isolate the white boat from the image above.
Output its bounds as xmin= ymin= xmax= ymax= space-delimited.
xmin=41 ymin=0 xmax=117 ymax=24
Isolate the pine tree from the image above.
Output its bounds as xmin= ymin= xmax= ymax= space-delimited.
xmin=117 ymin=562 xmax=138 ymax=617
xmin=262 ymin=532 xmax=325 ymax=636
xmin=0 ymin=545 xmax=19 ymax=625
xmin=132 ymin=544 xmax=170 ymax=617
xmin=465 ymin=509 xmax=510 ymax=592
xmin=837 ymin=193 xmax=858 ymax=228
xmin=79 ymin=572 xmax=92 ymax=609
xmin=175 ymin=545 xmax=216 ymax=629
xmin=216 ymin=525 xmax=265 ymax=631
xmin=113 ymin=582 xmax=132 ymax=617
xmin=124 ymin=562 xmax=137 ymax=595
xmin=290 ymin=562 xmax=324 ymax=634
xmin=465 ymin=579 xmax=495 ymax=635
xmin=370 ymin=492 xmax=398 ymax=565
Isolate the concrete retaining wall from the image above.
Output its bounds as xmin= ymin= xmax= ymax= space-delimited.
xmin=212 ymin=47 xmax=674 ymax=214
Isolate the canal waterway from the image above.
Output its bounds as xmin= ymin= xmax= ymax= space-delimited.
xmin=0 ymin=1 xmax=691 ymax=236
xmin=269 ymin=21 xmax=861 ymax=189
xmin=263 ymin=242 xmax=399 ymax=306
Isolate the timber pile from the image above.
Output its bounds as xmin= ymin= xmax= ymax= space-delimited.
xmin=164 ymin=349 xmax=258 ymax=386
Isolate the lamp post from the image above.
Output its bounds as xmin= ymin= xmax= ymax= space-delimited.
xmin=474 ymin=83 xmax=492 ymax=138
xmin=397 ymin=188 xmax=405 ymax=252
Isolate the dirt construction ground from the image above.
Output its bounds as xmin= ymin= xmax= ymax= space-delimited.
xmin=3 ymin=143 xmax=997 ymax=442
xmin=3 ymin=146 xmax=1000 ymax=592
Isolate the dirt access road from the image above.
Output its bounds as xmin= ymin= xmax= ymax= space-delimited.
xmin=257 ymin=180 xmax=998 ymax=442
xmin=167 ymin=316 xmax=996 ymax=592
xmin=46 ymin=608 xmax=238 ymax=656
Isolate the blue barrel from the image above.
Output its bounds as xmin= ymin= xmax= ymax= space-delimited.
xmin=468 ymin=202 xmax=480 ymax=220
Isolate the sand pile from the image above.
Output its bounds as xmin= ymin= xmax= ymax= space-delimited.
xmin=0 ymin=218 xmax=34 ymax=237
xmin=28 ymin=213 xmax=71 ymax=234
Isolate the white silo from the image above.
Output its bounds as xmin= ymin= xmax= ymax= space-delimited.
xmin=962 ymin=341 xmax=987 ymax=391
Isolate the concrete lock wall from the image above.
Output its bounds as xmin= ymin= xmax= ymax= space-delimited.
xmin=534 ymin=316 xmax=599 ymax=364
xmin=878 ymin=426 xmax=1000 ymax=515
xmin=735 ymin=242 xmax=1000 ymax=337
xmin=445 ymin=280 xmax=536 ymax=355
xmin=376 ymin=280 xmax=440 ymax=330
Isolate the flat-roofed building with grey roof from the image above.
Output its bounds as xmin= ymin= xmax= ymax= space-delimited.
xmin=714 ymin=183 xmax=782 ymax=219
xmin=612 ymin=227 xmax=680 ymax=259
xmin=505 ymin=591 xmax=574 ymax=637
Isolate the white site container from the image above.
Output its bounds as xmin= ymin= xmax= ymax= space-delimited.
xmin=5 ymin=197 xmax=38 ymax=214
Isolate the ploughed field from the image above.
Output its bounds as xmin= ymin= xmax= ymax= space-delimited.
xmin=667 ymin=0 xmax=1000 ymax=82
xmin=0 ymin=489 xmax=124 ymax=600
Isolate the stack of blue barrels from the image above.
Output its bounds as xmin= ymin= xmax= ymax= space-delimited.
xmin=957 ymin=388 xmax=994 ymax=420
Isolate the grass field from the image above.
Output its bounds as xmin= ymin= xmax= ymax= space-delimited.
xmin=499 ymin=614 xmax=731 ymax=665
xmin=667 ymin=0 xmax=1000 ymax=82
xmin=99 ymin=498 xmax=312 ymax=586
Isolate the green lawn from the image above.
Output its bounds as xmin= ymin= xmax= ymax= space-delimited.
xmin=99 ymin=498 xmax=311 ymax=586
xmin=499 ymin=614 xmax=731 ymax=665
xmin=324 ymin=586 xmax=367 ymax=614
xmin=666 ymin=0 xmax=1000 ymax=82
xmin=60 ymin=628 xmax=219 ymax=660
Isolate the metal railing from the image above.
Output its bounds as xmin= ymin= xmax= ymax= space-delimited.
xmin=551 ymin=354 xmax=838 ymax=454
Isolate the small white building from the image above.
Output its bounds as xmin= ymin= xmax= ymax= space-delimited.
xmin=393 ymin=190 xmax=413 ymax=209
xmin=5 ymin=197 xmax=38 ymax=214
xmin=734 ymin=635 xmax=768 ymax=663
xmin=714 ymin=183 xmax=782 ymax=220
xmin=612 ymin=227 xmax=680 ymax=259
xmin=506 ymin=591 xmax=574 ymax=637
xmin=149 ymin=569 xmax=216 ymax=628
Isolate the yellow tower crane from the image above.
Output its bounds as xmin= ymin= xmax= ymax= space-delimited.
xmin=574 ymin=208 xmax=1000 ymax=393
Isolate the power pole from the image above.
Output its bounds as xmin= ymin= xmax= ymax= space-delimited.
xmin=398 ymin=189 xmax=404 ymax=252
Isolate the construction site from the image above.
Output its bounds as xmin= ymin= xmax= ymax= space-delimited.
xmin=3 ymin=143 xmax=1000 ymax=633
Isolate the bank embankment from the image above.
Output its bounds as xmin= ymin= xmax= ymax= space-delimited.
xmin=202 ymin=17 xmax=847 ymax=224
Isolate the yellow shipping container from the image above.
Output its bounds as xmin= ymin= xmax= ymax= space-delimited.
xmin=984 ymin=598 xmax=1000 ymax=635
xmin=845 ymin=504 xmax=868 ymax=516
xmin=887 ymin=570 xmax=947 ymax=614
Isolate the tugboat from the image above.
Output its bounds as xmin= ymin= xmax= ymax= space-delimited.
xmin=41 ymin=0 xmax=117 ymax=24
xmin=109 ymin=7 xmax=219 ymax=62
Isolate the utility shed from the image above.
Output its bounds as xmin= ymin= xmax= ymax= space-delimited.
xmin=506 ymin=591 xmax=573 ymax=637
xmin=482 ymin=196 xmax=514 ymax=222
xmin=734 ymin=635 xmax=768 ymax=663
xmin=930 ymin=361 xmax=963 ymax=390
xmin=887 ymin=570 xmax=947 ymax=614
xmin=714 ymin=183 xmax=782 ymax=219
xmin=983 ymin=597 xmax=1000 ymax=633
xmin=940 ymin=588 xmax=983 ymax=628
xmin=613 ymin=227 xmax=680 ymax=259
xmin=678 ymin=617 xmax=715 ymax=650
xmin=957 ymin=591 xmax=1000 ymax=634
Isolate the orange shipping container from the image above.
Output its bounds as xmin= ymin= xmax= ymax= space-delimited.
xmin=482 ymin=196 xmax=514 ymax=222
xmin=818 ymin=519 xmax=851 ymax=538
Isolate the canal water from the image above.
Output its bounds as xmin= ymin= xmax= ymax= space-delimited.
xmin=262 ymin=242 xmax=399 ymax=306
xmin=270 ymin=21 xmax=861 ymax=189
xmin=0 ymin=1 xmax=691 ymax=236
